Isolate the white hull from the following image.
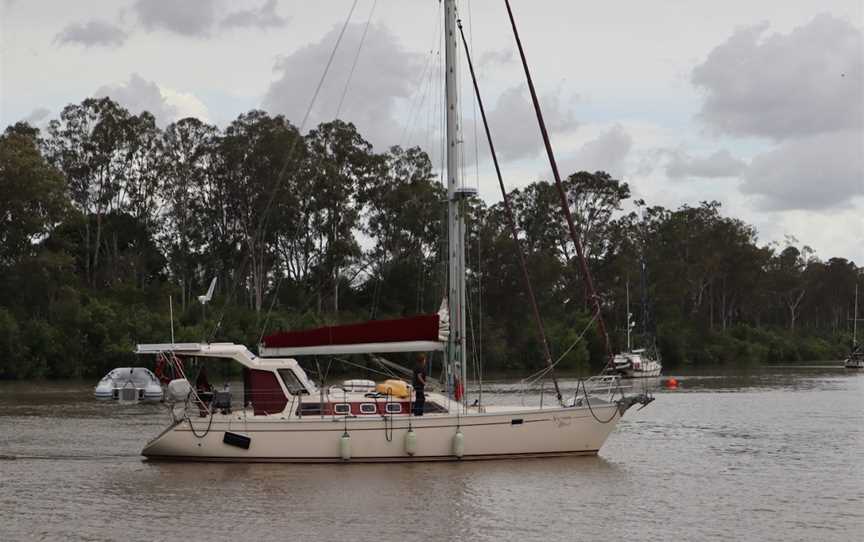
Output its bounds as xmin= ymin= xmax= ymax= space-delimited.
xmin=845 ymin=358 xmax=864 ymax=369
xmin=94 ymin=367 xmax=163 ymax=402
xmin=622 ymin=366 xmax=662 ymax=378
xmin=142 ymin=403 xmax=621 ymax=462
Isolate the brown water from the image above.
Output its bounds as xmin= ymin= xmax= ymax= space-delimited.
xmin=1 ymin=366 xmax=862 ymax=542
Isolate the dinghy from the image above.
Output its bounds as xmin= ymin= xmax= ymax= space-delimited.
xmin=94 ymin=367 xmax=163 ymax=402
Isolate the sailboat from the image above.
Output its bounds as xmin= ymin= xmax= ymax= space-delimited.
xmin=610 ymin=273 xmax=662 ymax=379
xmin=845 ymin=284 xmax=863 ymax=369
xmin=134 ymin=0 xmax=652 ymax=462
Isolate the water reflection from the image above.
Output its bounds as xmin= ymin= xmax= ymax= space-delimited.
xmin=1 ymin=367 xmax=862 ymax=542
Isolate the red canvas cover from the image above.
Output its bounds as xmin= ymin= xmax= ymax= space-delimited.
xmin=262 ymin=314 xmax=440 ymax=349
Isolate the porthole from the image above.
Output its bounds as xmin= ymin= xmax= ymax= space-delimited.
xmin=385 ymin=403 xmax=402 ymax=414
xmin=333 ymin=403 xmax=350 ymax=415
xmin=359 ymin=403 xmax=377 ymax=414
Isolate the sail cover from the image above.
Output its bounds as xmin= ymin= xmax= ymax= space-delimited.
xmin=259 ymin=300 xmax=450 ymax=357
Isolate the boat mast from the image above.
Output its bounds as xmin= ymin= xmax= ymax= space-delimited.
xmin=504 ymin=0 xmax=614 ymax=366
xmin=444 ymin=0 xmax=470 ymax=403
xmin=855 ymin=284 xmax=859 ymax=347
xmin=625 ymin=280 xmax=631 ymax=352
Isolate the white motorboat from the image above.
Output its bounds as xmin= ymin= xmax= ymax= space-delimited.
xmin=134 ymin=0 xmax=653 ymax=463
xmin=94 ymin=367 xmax=163 ymax=402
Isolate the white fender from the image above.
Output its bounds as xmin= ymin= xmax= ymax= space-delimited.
xmin=404 ymin=429 xmax=417 ymax=456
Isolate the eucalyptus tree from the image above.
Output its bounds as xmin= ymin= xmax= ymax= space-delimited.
xmin=565 ymin=171 xmax=631 ymax=263
xmin=768 ymin=245 xmax=810 ymax=331
xmin=301 ymin=120 xmax=381 ymax=314
xmin=160 ymin=117 xmax=220 ymax=308
xmin=0 ymin=123 xmax=70 ymax=268
xmin=216 ymin=110 xmax=305 ymax=314
xmin=361 ymin=145 xmax=444 ymax=316
xmin=44 ymin=97 xmax=136 ymax=286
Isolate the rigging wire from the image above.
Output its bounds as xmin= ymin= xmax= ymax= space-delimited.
xmin=467 ymin=0 xmax=481 ymax=192
xmin=456 ymin=18 xmax=562 ymax=402
xmin=399 ymin=0 xmax=443 ymax=150
xmin=253 ymin=0 xmax=362 ymax=346
xmin=502 ymin=0 xmax=614 ymax=370
xmin=466 ymin=0 xmax=483 ymax=406
xmin=334 ymin=0 xmax=379 ymax=121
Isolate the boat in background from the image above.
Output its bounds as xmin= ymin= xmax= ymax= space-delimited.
xmin=611 ymin=350 xmax=662 ymax=378
xmin=611 ymin=278 xmax=662 ymax=379
xmin=845 ymin=284 xmax=863 ymax=369
xmin=94 ymin=367 xmax=163 ymax=402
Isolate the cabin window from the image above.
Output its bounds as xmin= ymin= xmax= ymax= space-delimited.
xmin=385 ymin=403 xmax=402 ymax=414
xmin=278 ymin=369 xmax=308 ymax=395
xmin=359 ymin=403 xmax=377 ymax=414
xmin=333 ymin=403 xmax=350 ymax=415
xmin=298 ymin=403 xmax=322 ymax=416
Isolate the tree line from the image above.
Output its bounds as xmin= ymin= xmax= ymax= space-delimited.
xmin=0 ymin=97 xmax=860 ymax=379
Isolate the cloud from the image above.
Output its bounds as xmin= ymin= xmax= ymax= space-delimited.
xmin=54 ymin=20 xmax=128 ymax=48
xmin=666 ymin=149 xmax=747 ymax=179
xmin=692 ymin=14 xmax=863 ymax=140
xmin=558 ymin=124 xmax=633 ymax=177
xmin=221 ymin=0 xmax=288 ymax=30
xmin=742 ymin=130 xmax=864 ymax=210
xmin=478 ymin=49 xmax=514 ymax=70
xmin=21 ymin=107 xmax=51 ymax=125
xmin=134 ymin=0 xmax=217 ymax=37
xmin=262 ymin=23 xmax=423 ymax=149
xmin=94 ymin=73 xmax=209 ymax=125
xmin=486 ymin=85 xmax=579 ymax=162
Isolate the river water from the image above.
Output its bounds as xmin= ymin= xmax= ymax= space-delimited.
xmin=1 ymin=366 xmax=862 ymax=541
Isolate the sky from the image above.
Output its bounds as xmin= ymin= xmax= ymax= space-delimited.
xmin=1 ymin=0 xmax=862 ymax=263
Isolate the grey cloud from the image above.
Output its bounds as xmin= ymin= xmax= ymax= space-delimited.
xmin=486 ymin=85 xmax=578 ymax=162
xmin=478 ymin=49 xmax=514 ymax=69
xmin=134 ymin=0 xmax=217 ymax=37
xmin=21 ymin=107 xmax=51 ymax=125
xmin=94 ymin=73 xmax=178 ymax=125
xmin=54 ymin=20 xmax=128 ymax=48
xmin=742 ymin=131 xmax=863 ymax=210
xmin=222 ymin=0 xmax=288 ymax=30
xmin=666 ymin=149 xmax=747 ymax=179
xmin=262 ymin=23 xmax=423 ymax=149
xmin=556 ymin=125 xmax=632 ymax=178
xmin=692 ymin=14 xmax=863 ymax=140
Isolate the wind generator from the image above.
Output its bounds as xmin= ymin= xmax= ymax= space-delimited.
xmin=199 ymin=277 xmax=217 ymax=324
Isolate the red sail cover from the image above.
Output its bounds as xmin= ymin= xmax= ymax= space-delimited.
xmin=262 ymin=314 xmax=440 ymax=349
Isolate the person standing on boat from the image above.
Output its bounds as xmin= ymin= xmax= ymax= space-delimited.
xmin=412 ymin=354 xmax=427 ymax=416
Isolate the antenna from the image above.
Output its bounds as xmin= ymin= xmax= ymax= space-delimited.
xmin=169 ymin=295 xmax=176 ymax=345
xmin=626 ymin=279 xmax=632 ymax=352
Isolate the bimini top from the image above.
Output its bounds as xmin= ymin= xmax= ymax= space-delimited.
xmin=259 ymin=301 xmax=450 ymax=357
xmin=135 ymin=342 xmax=318 ymax=395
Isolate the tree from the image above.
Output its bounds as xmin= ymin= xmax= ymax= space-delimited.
xmin=44 ymin=98 xmax=133 ymax=286
xmin=0 ymin=124 xmax=70 ymax=267
xmin=769 ymin=245 xmax=809 ymax=331
xmin=160 ymin=117 xmax=220 ymax=308
xmin=216 ymin=110 xmax=305 ymax=313
xmin=361 ymin=145 xmax=444 ymax=316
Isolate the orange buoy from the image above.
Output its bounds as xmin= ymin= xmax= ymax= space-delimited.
xmin=664 ymin=377 xmax=679 ymax=389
